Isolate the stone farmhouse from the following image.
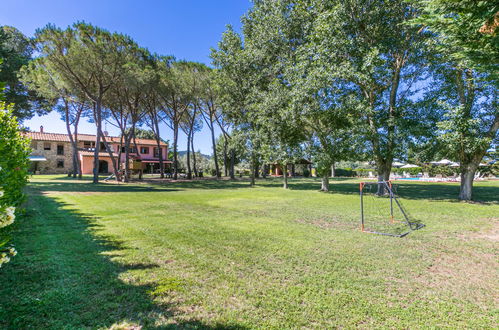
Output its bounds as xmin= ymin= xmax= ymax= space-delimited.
xmin=27 ymin=126 xmax=170 ymax=175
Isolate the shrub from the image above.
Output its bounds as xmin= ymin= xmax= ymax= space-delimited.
xmin=0 ymin=102 xmax=29 ymax=268
xmin=421 ymin=165 xmax=456 ymax=177
xmin=0 ymin=103 xmax=30 ymax=206
xmin=303 ymin=169 xmax=310 ymax=177
xmin=0 ymin=195 xmax=17 ymax=268
xmin=334 ymin=168 xmax=355 ymax=177
xmin=391 ymin=167 xmax=422 ymax=176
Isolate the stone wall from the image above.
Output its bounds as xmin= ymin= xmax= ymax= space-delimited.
xmin=30 ymin=141 xmax=74 ymax=174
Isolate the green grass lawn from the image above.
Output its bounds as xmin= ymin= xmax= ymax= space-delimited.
xmin=0 ymin=176 xmax=497 ymax=328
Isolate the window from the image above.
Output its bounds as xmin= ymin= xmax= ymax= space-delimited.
xmin=154 ymin=147 xmax=162 ymax=158
xmin=57 ymin=144 xmax=64 ymax=155
xmin=44 ymin=142 xmax=51 ymax=150
xmin=140 ymin=147 xmax=149 ymax=154
xmin=31 ymin=141 xmax=38 ymax=150
xmin=83 ymin=141 xmax=92 ymax=148
xmin=121 ymin=146 xmax=137 ymax=153
xmin=57 ymin=160 xmax=64 ymax=168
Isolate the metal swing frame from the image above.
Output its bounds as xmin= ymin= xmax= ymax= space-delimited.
xmin=359 ymin=181 xmax=425 ymax=237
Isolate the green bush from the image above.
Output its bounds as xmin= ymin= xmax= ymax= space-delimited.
xmin=334 ymin=168 xmax=355 ymax=177
xmin=303 ymin=169 xmax=310 ymax=177
xmin=0 ymin=102 xmax=29 ymax=268
xmin=420 ymin=165 xmax=456 ymax=177
xmin=391 ymin=167 xmax=422 ymax=176
xmin=0 ymin=103 xmax=30 ymax=207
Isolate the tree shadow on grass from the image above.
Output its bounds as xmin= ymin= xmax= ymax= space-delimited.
xmin=28 ymin=181 xmax=181 ymax=193
xmin=145 ymin=178 xmax=255 ymax=191
xmin=260 ymin=178 xmax=499 ymax=204
xmin=29 ymin=175 xmax=255 ymax=193
xmin=0 ymin=191 xmax=246 ymax=329
xmin=28 ymin=175 xmax=499 ymax=204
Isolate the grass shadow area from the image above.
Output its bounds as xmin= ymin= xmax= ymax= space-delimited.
xmin=270 ymin=178 xmax=498 ymax=204
xmin=0 ymin=188 xmax=245 ymax=329
xmin=27 ymin=181 xmax=180 ymax=194
xmin=144 ymin=178 xmax=255 ymax=190
xmin=29 ymin=175 xmax=499 ymax=204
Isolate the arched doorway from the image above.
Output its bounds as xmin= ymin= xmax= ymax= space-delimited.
xmin=98 ymin=160 xmax=109 ymax=173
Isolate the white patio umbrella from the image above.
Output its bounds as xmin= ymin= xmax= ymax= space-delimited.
xmin=433 ymin=159 xmax=453 ymax=165
xmin=392 ymin=161 xmax=405 ymax=168
xmin=449 ymin=162 xmax=460 ymax=167
xmin=401 ymin=164 xmax=418 ymax=168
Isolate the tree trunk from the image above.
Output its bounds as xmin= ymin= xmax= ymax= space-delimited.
xmin=63 ymin=100 xmax=79 ymax=178
xmin=173 ymin=121 xmax=179 ymax=180
xmin=189 ymin=117 xmax=198 ymax=178
xmin=459 ymin=163 xmax=477 ymax=200
xmin=74 ymin=120 xmax=82 ymax=179
xmin=254 ymin=159 xmax=260 ymax=178
xmin=250 ymin=154 xmax=255 ymax=186
xmin=132 ymin=132 xmax=142 ymax=180
xmin=191 ymin=136 xmax=198 ymax=178
xmin=100 ymin=131 xmax=119 ymax=181
xmin=153 ymin=117 xmax=164 ymax=179
xmin=186 ymin=129 xmax=192 ymax=179
xmin=229 ymin=149 xmax=235 ymax=180
xmin=321 ymin=174 xmax=330 ymax=192
xmin=376 ymin=161 xmax=391 ymax=195
xmin=223 ymin=137 xmax=228 ymax=177
xmin=331 ymin=163 xmax=336 ymax=178
xmin=117 ymin=135 xmax=123 ymax=178
xmin=209 ymin=121 xmax=220 ymax=178
xmin=283 ymin=163 xmax=288 ymax=189
xmin=72 ymin=153 xmax=78 ymax=178
xmin=262 ymin=164 xmax=267 ymax=179
xmin=124 ymin=134 xmax=132 ymax=183
xmin=92 ymin=100 xmax=102 ymax=184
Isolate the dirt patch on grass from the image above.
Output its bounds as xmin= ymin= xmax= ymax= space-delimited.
xmin=425 ymin=251 xmax=496 ymax=286
xmin=460 ymin=221 xmax=499 ymax=242
xmin=395 ymin=248 xmax=498 ymax=305
xmin=295 ymin=217 xmax=356 ymax=230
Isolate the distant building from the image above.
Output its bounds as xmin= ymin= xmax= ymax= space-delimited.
xmin=27 ymin=127 xmax=171 ymax=174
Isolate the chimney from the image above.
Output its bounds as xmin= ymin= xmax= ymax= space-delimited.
xmin=40 ymin=125 xmax=44 ymax=133
xmin=103 ymin=131 xmax=109 ymax=136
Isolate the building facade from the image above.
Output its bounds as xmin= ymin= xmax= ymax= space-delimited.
xmin=27 ymin=128 xmax=170 ymax=174
xmin=29 ymin=137 xmax=74 ymax=174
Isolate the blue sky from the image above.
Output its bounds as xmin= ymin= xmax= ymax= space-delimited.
xmin=2 ymin=0 xmax=252 ymax=154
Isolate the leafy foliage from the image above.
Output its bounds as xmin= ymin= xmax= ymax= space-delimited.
xmin=0 ymin=101 xmax=30 ymax=268
xmin=412 ymin=0 xmax=499 ymax=82
xmin=0 ymin=102 xmax=30 ymax=206
xmin=411 ymin=0 xmax=499 ymax=199
xmin=0 ymin=26 xmax=50 ymax=120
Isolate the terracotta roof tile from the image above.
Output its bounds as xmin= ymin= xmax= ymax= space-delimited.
xmin=25 ymin=132 xmax=70 ymax=142
xmin=25 ymin=131 xmax=167 ymax=146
